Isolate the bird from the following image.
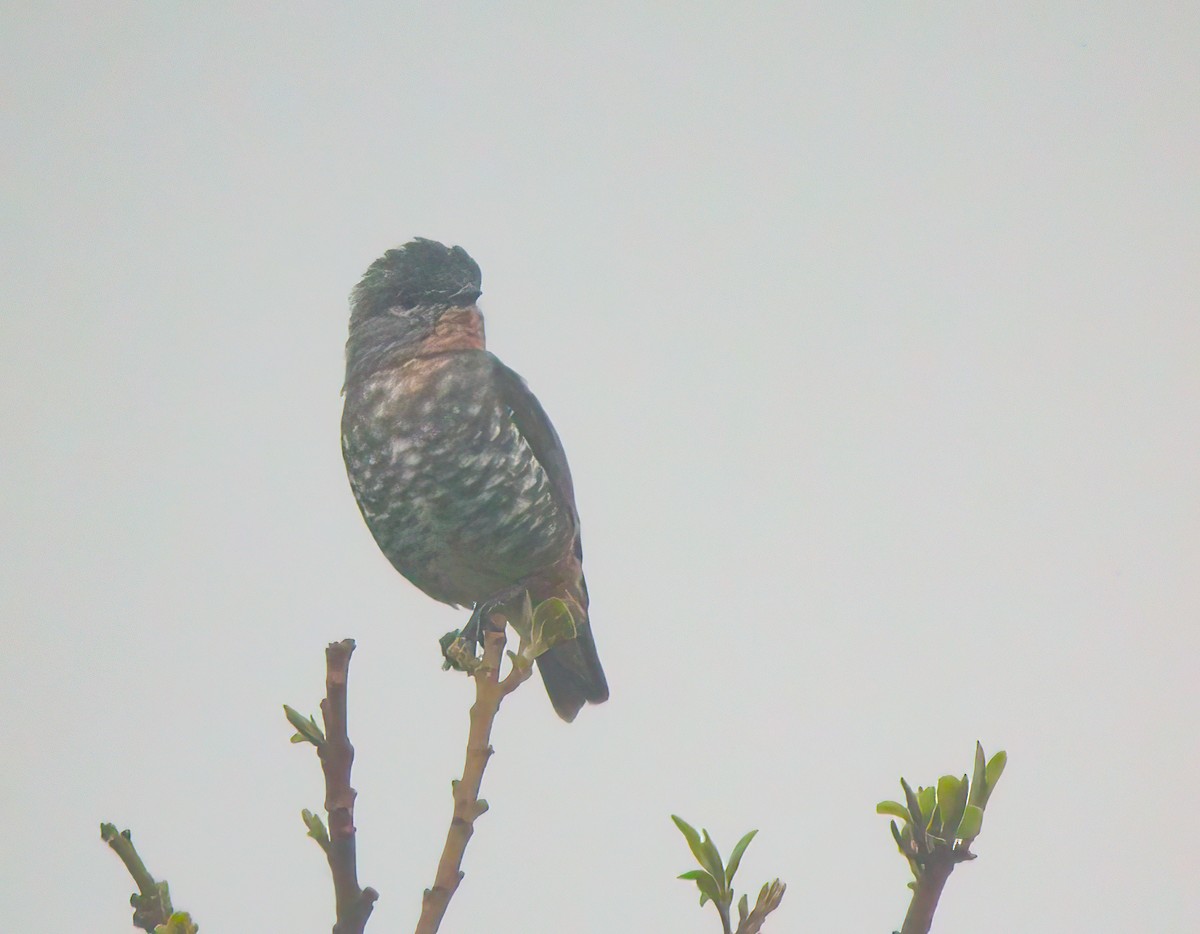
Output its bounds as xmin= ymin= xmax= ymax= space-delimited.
xmin=340 ymin=238 xmax=608 ymax=721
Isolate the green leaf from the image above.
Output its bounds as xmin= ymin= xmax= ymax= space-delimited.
xmin=890 ymin=819 xmax=921 ymax=878
xmin=301 ymin=809 xmax=330 ymax=850
xmin=968 ymin=742 xmax=988 ymax=807
xmin=900 ymin=779 xmax=922 ymax=825
xmin=529 ymin=599 xmax=546 ymax=645
xmin=900 ymin=779 xmax=927 ymax=850
xmin=955 ymin=804 xmax=983 ymax=840
xmin=917 ymin=785 xmax=937 ymax=829
xmin=984 ymin=750 xmax=1007 ymax=803
xmin=698 ymin=830 xmax=727 ymax=896
xmin=725 ymin=829 xmax=758 ymax=886
xmin=670 ymin=816 xmax=727 ymax=898
xmin=283 ymin=705 xmax=325 ymax=746
xmin=876 ymin=800 xmax=910 ymax=822
xmin=677 ymin=869 xmax=721 ymax=907
xmin=671 ymin=814 xmax=705 ymax=865
xmin=154 ymin=912 xmax=199 ymax=934
xmin=936 ymin=775 xmax=967 ymax=839
xmin=738 ymin=893 xmax=750 ymax=923
xmin=532 ymin=598 xmax=577 ymax=652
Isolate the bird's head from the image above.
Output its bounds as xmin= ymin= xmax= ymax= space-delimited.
xmin=344 ymin=238 xmax=485 ymax=385
xmin=350 ymin=238 xmax=482 ymax=324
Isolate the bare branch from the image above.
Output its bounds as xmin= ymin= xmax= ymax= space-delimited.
xmin=415 ymin=619 xmax=534 ymax=933
xmin=317 ymin=638 xmax=379 ymax=934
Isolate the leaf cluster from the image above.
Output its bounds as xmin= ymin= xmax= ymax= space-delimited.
xmin=506 ymin=595 xmax=578 ymax=667
xmin=301 ymin=808 xmax=331 ymax=852
xmin=672 ymin=815 xmax=783 ymax=933
xmin=876 ymin=742 xmax=1007 ymax=882
xmin=283 ymin=705 xmax=325 ymax=746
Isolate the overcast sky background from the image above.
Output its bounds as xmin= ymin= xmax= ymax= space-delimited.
xmin=2 ymin=4 xmax=1198 ymax=932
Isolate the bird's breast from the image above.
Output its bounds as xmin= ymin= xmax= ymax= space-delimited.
xmin=341 ymin=353 xmax=575 ymax=604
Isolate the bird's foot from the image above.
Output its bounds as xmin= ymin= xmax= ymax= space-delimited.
xmin=465 ymin=584 xmax=532 ymax=646
xmin=440 ymin=628 xmax=482 ymax=673
xmin=462 ymin=606 xmax=484 ymax=648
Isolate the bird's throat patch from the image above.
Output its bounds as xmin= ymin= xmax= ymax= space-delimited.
xmin=418 ymin=306 xmax=486 ymax=355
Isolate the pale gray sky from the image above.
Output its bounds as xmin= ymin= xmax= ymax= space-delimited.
xmin=2 ymin=4 xmax=1198 ymax=932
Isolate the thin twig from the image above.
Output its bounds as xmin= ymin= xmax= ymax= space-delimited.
xmin=319 ymin=639 xmax=379 ymax=934
xmin=415 ymin=619 xmax=533 ymax=934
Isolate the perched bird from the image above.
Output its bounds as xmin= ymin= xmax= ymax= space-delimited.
xmin=340 ymin=238 xmax=608 ymax=721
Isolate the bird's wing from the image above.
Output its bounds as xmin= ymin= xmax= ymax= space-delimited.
xmin=489 ymin=354 xmax=580 ymax=537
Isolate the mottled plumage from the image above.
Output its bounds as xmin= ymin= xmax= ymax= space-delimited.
xmin=341 ymin=238 xmax=608 ymax=721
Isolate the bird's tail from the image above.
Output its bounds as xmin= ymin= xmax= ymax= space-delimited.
xmin=529 ymin=572 xmax=608 ymax=722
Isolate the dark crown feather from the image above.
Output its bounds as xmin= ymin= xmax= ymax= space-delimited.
xmin=351 ymin=238 xmax=482 ymax=321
